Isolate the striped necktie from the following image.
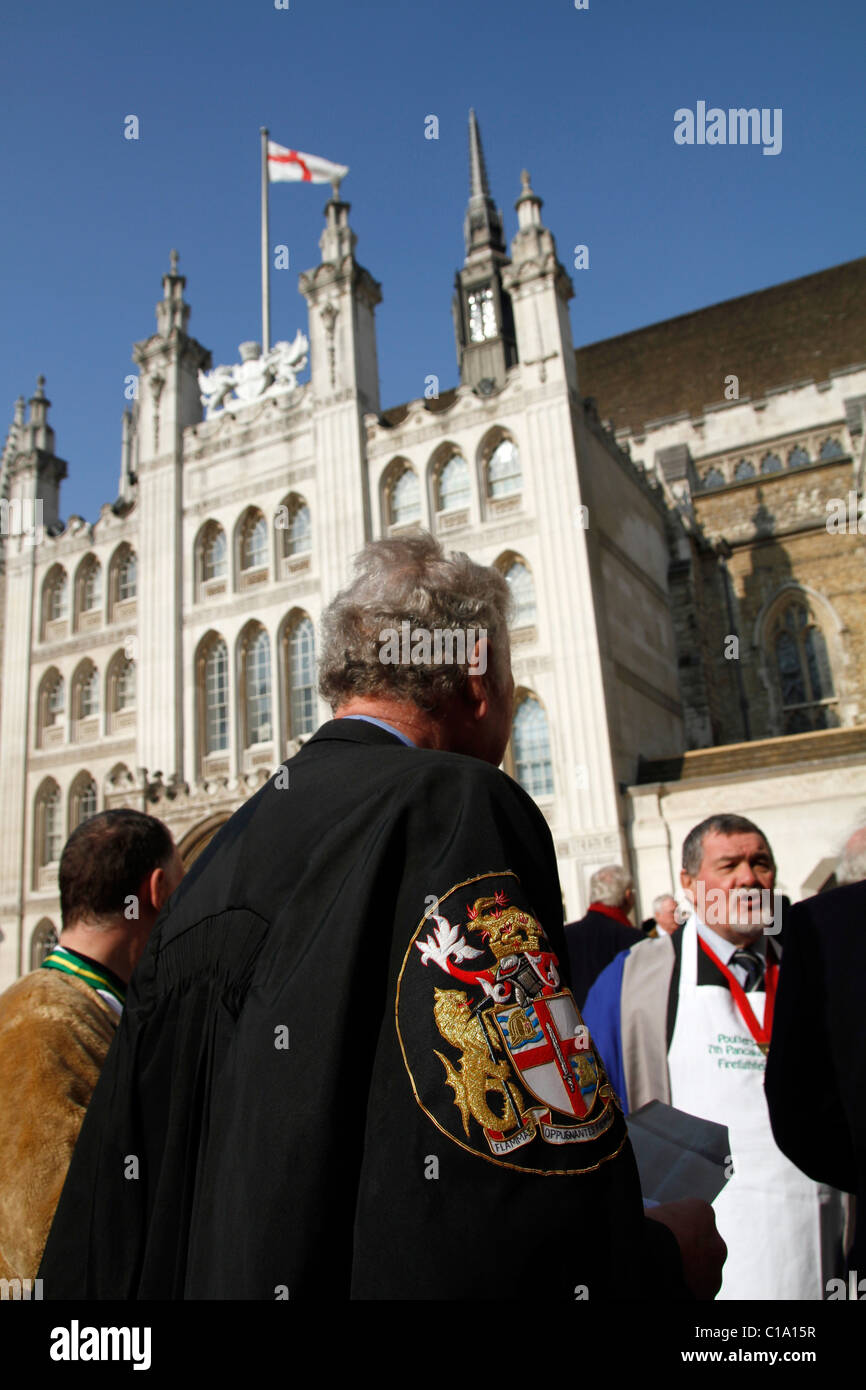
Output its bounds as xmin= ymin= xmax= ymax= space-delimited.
xmin=729 ymin=946 xmax=765 ymax=993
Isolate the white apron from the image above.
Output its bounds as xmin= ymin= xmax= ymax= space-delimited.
xmin=666 ymin=917 xmax=825 ymax=1299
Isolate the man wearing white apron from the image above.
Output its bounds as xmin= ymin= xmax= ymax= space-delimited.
xmin=583 ymin=813 xmax=844 ymax=1300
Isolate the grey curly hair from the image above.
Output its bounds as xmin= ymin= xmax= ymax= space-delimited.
xmin=318 ymin=533 xmax=512 ymax=712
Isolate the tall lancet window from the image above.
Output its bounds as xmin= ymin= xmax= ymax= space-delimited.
xmin=391 ymin=468 xmax=420 ymax=527
xmin=288 ymin=618 xmax=317 ymax=738
xmin=512 ymin=696 xmax=553 ymax=798
xmin=203 ymin=527 xmax=227 ymax=583
xmin=241 ymin=513 xmax=268 ymax=573
xmin=38 ymin=782 xmax=63 ymax=867
xmin=205 ymin=640 xmax=229 ymax=753
xmin=70 ymin=775 xmax=98 ymax=830
xmin=46 ymin=673 xmax=65 ymax=727
xmin=81 ymin=559 xmax=102 ymax=615
xmin=437 ymin=455 xmax=470 ymax=513
xmin=79 ymin=667 xmax=100 ymax=720
xmin=288 ymin=504 xmax=311 ymax=555
xmin=119 ymin=551 xmax=137 ymax=601
xmin=488 ymin=439 xmax=522 ymax=499
xmin=245 ymin=629 xmax=273 ymax=745
xmin=771 ymin=599 xmax=836 ymax=733
xmin=48 ymin=572 xmax=68 ymax=622
xmin=116 ymin=658 xmax=136 ymax=710
xmin=505 ymin=561 xmax=536 ymax=629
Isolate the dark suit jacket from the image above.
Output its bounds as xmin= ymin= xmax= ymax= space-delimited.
xmin=40 ymin=719 xmax=687 ymax=1300
xmin=565 ymin=909 xmax=644 ymax=1008
xmin=765 ymin=880 xmax=866 ymax=1273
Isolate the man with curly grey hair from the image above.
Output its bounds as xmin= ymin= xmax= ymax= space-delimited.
xmin=317 ymin=533 xmax=515 ymax=760
xmin=40 ymin=533 xmax=722 ymax=1303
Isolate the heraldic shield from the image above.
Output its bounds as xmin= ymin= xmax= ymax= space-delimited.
xmin=493 ymin=993 xmax=598 ymax=1118
xmin=396 ymin=870 xmax=625 ymax=1175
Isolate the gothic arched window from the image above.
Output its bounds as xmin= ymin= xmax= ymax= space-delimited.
xmin=72 ymin=663 xmax=100 ymax=739
xmin=240 ymin=511 xmax=269 ymax=574
xmin=487 ymin=439 xmax=522 ymax=499
xmin=48 ymin=676 xmax=65 ymax=724
xmin=116 ymin=658 xmax=136 ymax=710
xmin=43 ymin=567 xmax=69 ymax=634
xmin=107 ymin=544 xmax=136 ymax=622
xmin=819 ymin=438 xmax=844 ymax=461
xmin=505 ymin=561 xmax=537 ymax=629
xmin=788 ymin=445 xmax=810 ymax=469
xmin=734 ymin=459 xmax=755 ymax=481
xmin=37 ymin=668 xmax=65 ymax=746
xmin=512 ymin=696 xmax=554 ymax=798
xmin=437 ymin=455 xmax=470 ymax=513
xmin=35 ymin=780 xmax=63 ymax=872
xmin=770 ymin=599 xmax=837 ymax=734
xmin=702 ymin=467 xmax=725 ymax=490
xmin=243 ymin=626 xmax=273 ymax=746
xmin=70 ymin=773 xmax=98 ymax=831
xmin=390 ymin=468 xmax=420 ymax=526
xmin=279 ymin=498 xmax=311 ymax=558
xmin=201 ymin=524 xmax=227 ymax=584
xmin=760 ymin=453 xmax=782 ymax=474
xmin=78 ymin=667 xmax=100 ymax=720
xmin=76 ymin=557 xmax=102 ymax=624
xmin=107 ymin=652 xmax=136 ymax=731
xmin=204 ymin=638 xmax=229 ymax=753
xmin=287 ymin=616 xmax=317 ymax=738
xmin=118 ymin=549 xmax=137 ymax=601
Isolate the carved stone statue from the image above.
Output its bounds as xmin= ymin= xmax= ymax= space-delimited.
xmin=198 ymin=331 xmax=310 ymax=417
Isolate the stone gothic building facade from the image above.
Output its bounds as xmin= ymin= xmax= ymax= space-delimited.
xmin=2 ymin=114 xmax=865 ymax=987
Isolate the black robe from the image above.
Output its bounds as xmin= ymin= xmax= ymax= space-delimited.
xmin=765 ymin=879 xmax=866 ymax=1274
xmin=40 ymin=719 xmax=688 ymax=1300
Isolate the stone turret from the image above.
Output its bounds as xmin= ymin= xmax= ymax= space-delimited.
xmin=133 ymin=252 xmax=211 ymax=780
xmin=452 ymin=110 xmax=517 ymax=391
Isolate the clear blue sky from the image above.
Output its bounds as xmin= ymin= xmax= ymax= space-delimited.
xmin=2 ymin=0 xmax=863 ymax=522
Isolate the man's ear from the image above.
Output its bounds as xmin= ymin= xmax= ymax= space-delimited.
xmin=465 ymin=636 xmax=494 ymax=716
xmin=464 ymin=669 xmax=489 ymax=719
xmin=679 ymin=869 xmax=695 ymax=902
xmin=148 ymin=865 xmax=170 ymax=913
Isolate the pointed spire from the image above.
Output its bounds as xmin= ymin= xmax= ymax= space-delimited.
xmin=463 ymin=109 xmax=505 ymax=258
xmin=468 ymin=109 xmax=491 ymax=199
xmin=156 ymin=248 xmax=190 ymax=337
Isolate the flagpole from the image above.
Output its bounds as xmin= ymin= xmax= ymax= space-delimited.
xmin=260 ymin=126 xmax=271 ymax=354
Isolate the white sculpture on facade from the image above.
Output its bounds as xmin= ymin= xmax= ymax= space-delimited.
xmin=198 ymin=330 xmax=309 ymax=417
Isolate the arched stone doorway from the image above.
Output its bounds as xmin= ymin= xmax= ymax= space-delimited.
xmin=177 ymin=814 xmax=231 ymax=871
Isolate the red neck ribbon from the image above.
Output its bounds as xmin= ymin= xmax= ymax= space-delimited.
xmin=588 ymin=902 xmax=634 ymax=928
xmin=697 ymin=935 xmax=778 ymax=1055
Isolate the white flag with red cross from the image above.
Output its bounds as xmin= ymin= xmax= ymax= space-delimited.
xmin=267 ymin=140 xmax=349 ymax=185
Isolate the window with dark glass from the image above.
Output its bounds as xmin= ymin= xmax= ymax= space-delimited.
xmin=772 ymin=602 xmax=836 ymax=733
